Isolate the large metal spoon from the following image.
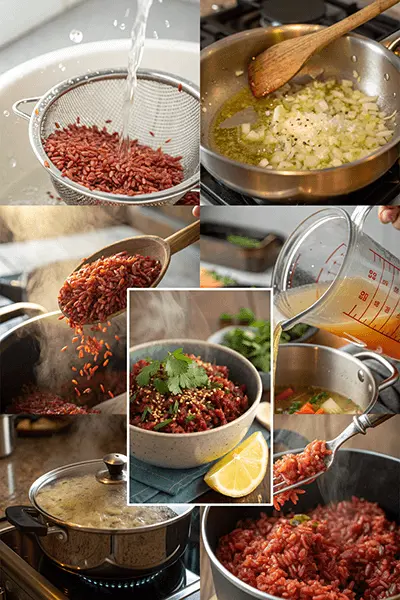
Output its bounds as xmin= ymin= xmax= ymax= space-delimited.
xmin=58 ymin=220 xmax=200 ymax=324
xmin=249 ymin=0 xmax=400 ymax=98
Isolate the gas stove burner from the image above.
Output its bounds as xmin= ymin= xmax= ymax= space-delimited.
xmin=260 ymin=0 xmax=326 ymax=25
xmin=80 ymin=571 xmax=160 ymax=589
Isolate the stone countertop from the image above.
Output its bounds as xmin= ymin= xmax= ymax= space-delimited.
xmin=0 ymin=415 xmax=126 ymax=516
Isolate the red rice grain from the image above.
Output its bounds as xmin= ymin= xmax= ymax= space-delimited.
xmin=58 ymin=251 xmax=161 ymax=326
xmin=44 ymin=122 xmax=184 ymax=196
xmin=217 ymin=497 xmax=400 ymax=600
xmin=273 ymin=440 xmax=331 ymax=510
xmin=8 ymin=387 xmax=99 ymax=415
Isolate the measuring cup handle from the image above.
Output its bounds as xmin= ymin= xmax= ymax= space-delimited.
xmin=350 ymin=206 xmax=374 ymax=230
xmin=12 ymin=97 xmax=41 ymax=121
xmin=353 ymin=350 xmax=399 ymax=392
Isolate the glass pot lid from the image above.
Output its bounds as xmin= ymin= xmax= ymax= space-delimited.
xmin=29 ymin=454 xmax=185 ymax=532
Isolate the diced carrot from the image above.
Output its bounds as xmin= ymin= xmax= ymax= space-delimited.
xmin=315 ymin=408 xmax=325 ymax=414
xmin=275 ymin=388 xmax=294 ymax=402
xmin=295 ymin=402 xmax=315 ymax=415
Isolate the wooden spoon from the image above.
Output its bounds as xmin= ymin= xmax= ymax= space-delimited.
xmin=249 ymin=0 xmax=400 ymax=98
xmin=59 ymin=220 xmax=200 ymax=323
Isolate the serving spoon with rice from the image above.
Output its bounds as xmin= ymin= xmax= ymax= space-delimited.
xmin=249 ymin=0 xmax=400 ymax=98
xmin=273 ymin=413 xmax=394 ymax=497
xmin=58 ymin=219 xmax=200 ymax=324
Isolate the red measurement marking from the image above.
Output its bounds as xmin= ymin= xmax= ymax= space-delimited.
xmin=369 ymin=265 xmax=395 ymax=327
xmin=316 ymin=268 xmax=324 ymax=284
xmin=380 ymin=298 xmax=400 ymax=334
xmin=288 ymin=253 xmax=300 ymax=289
xmin=359 ymin=248 xmax=386 ymax=321
xmin=325 ymin=243 xmax=347 ymax=265
xmin=342 ymin=311 xmax=400 ymax=342
xmin=369 ymin=249 xmax=400 ymax=271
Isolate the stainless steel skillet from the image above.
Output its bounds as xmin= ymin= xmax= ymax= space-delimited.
xmin=201 ymin=25 xmax=400 ymax=202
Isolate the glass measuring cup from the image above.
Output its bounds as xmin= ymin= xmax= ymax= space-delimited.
xmin=273 ymin=206 xmax=400 ymax=360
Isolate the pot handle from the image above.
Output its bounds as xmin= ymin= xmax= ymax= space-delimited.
xmin=12 ymin=97 xmax=40 ymax=121
xmin=0 ymin=302 xmax=47 ymax=324
xmin=353 ymin=351 xmax=399 ymax=392
xmin=380 ymin=29 xmax=400 ymax=54
xmin=6 ymin=506 xmax=48 ymax=536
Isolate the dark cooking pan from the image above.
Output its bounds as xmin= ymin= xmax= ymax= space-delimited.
xmin=0 ymin=306 xmax=126 ymax=413
xmin=201 ymin=25 xmax=400 ymax=201
xmin=202 ymin=448 xmax=400 ymax=600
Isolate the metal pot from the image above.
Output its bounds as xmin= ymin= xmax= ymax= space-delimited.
xmin=6 ymin=453 xmax=194 ymax=578
xmin=202 ymin=448 xmax=400 ymax=600
xmin=275 ymin=344 xmax=398 ymax=413
xmin=201 ymin=25 xmax=400 ymax=201
xmin=0 ymin=307 xmax=126 ymax=413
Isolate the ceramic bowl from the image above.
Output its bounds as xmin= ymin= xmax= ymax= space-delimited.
xmin=129 ymin=339 xmax=262 ymax=469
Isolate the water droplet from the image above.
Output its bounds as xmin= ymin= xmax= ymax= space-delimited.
xmin=113 ymin=19 xmax=118 ymax=27
xmin=120 ymin=23 xmax=126 ymax=30
xmin=158 ymin=0 xmax=163 ymax=4
xmin=124 ymin=8 xmax=130 ymax=17
xmin=9 ymin=158 xmax=17 ymax=168
xmin=384 ymin=73 xmax=390 ymax=81
xmin=165 ymin=19 xmax=170 ymax=28
xmin=212 ymin=4 xmax=219 ymax=10
xmin=58 ymin=62 xmax=66 ymax=71
xmin=69 ymin=29 xmax=83 ymax=43
xmin=351 ymin=55 xmax=357 ymax=62
xmin=153 ymin=30 xmax=158 ymax=39
xmin=394 ymin=92 xmax=397 ymax=97
xmin=3 ymin=110 xmax=10 ymax=117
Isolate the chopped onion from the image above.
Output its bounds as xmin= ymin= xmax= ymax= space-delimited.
xmin=238 ymin=78 xmax=395 ymax=171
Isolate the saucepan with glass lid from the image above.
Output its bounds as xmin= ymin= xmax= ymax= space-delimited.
xmin=6 ymin=453 xmax=194 ymax=578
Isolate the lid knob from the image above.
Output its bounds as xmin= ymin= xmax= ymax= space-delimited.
xmin=96 ymin=453 xmax=127 ymax=484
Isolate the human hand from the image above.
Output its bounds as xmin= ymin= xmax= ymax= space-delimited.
xmin=378 ymin=206 xmax=400 ymax=230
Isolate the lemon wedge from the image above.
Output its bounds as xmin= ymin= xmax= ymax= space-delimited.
xmin=204 ymin=432 xmax=269 ymax=498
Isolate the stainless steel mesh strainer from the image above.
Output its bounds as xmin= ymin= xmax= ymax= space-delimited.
xmin=13 ymin=69 xmax=200 ymax=206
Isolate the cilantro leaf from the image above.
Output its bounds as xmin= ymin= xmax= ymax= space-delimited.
xmin=168 ymin=375 xmax=183 ymax=395
xmin=136 ymin=361 xmax=161 ymax=386
xmin=185 ymin=414 xmax=196 ymax=422
xmin=154 ymin=378 xmax=169 ymax=394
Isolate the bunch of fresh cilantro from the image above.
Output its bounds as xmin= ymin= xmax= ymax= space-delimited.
xmin=223 ymin=321 xmax=271 ymax=373
xmin=221 ymin=311 xmax=310 ymax=373
xmin=136 ymin=348 xmax=210 ymax=396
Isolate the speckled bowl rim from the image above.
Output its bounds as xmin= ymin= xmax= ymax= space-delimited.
xmin=129 ymin=338 xmax=263 ymax=438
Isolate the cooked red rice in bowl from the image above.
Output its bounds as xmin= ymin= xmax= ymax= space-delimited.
xmin=216 ymin=497 xmax=400 ymax=600
xmin=129 ymin=353 xmax=249 ymax=433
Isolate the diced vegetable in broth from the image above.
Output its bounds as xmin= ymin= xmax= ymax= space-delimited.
xmin=274 ymin=386 xmax=361 ymax=415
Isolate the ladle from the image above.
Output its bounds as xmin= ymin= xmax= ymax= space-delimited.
xmin=58 ymin=220 xmax=200 ymax=324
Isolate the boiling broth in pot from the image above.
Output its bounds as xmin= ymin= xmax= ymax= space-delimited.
xmin=36 ymin=474 xmax=176 ymax=529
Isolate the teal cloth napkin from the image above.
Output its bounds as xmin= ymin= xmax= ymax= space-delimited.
xmin=129 ymin=421 xmax=270 ymax=503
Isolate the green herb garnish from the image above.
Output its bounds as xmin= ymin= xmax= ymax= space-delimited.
xmin=169 ymin=399 xmax=180 ymax=414
xmin=309 ymin=391 xmax=329 ymax=405
xmin=136 ymin=348 xmax=210 ymax=396
xmin=226 ymin=234 xmax=262 ymax=249
xmin=185 ymin=414 xmax=196 ymax=422
xmin=220 ymin=312 xmax=234 ymax=321
xmin=154 ymin=418 xmax=173 ymax=431
xmin=236 ymin=307 xmax=255 ymax=323
xmin=290 ymin=514 xmax=311 ymax=527
xmin=141 ymin=406 xmax=152 ymax=421
xmin=210 ymin=271 xmax=237 ymax=286
xmin=288 ymin=401 xmax=303 ymax=414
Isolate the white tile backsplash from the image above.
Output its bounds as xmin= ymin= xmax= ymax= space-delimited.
xmin=0 ymin=0 xmax=85 ymax=49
